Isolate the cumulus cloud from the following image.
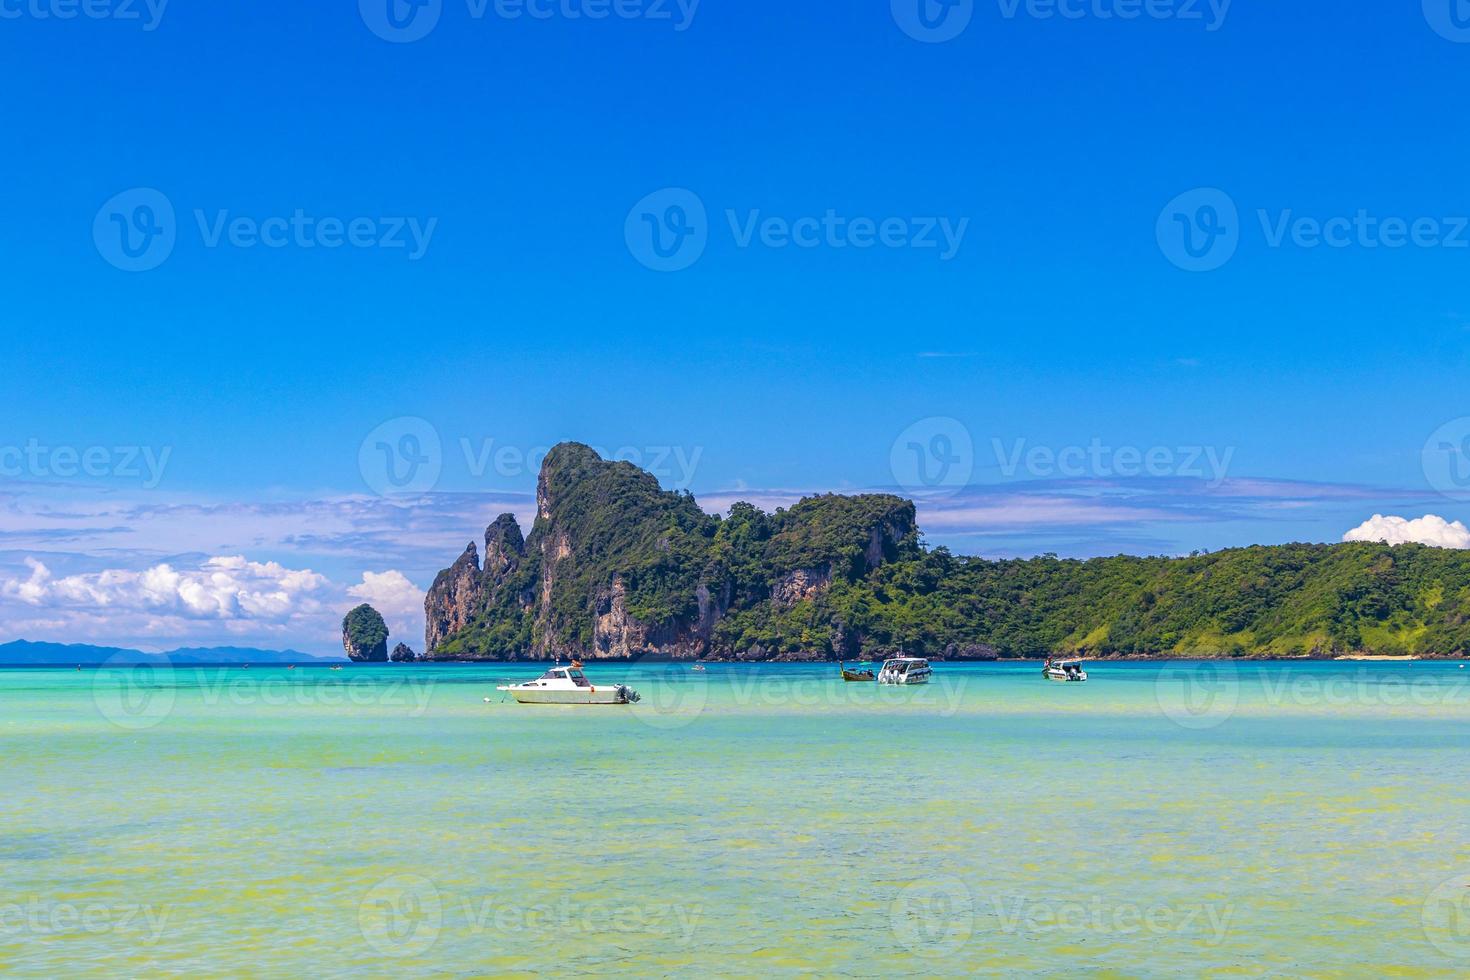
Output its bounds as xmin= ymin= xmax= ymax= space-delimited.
xmin=348 ymin=570 xmax=425 ymax=648
xmin=3 ymin=555 xmax=331 ymax=619
xmin=0 ymin=554 xmax=429 ymax=654
xmin=1342 ymin=514 xmax=1470 ymax=549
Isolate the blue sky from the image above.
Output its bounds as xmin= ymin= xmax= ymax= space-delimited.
xmin=3 ymin=1 xmax=1470 ymax=652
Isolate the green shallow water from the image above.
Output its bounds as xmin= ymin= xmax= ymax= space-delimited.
xmin=2 ymin=660 xmax=1469 ymax=977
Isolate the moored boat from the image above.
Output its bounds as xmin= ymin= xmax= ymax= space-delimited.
xmin=840 ymin=660 xmax=875 ymax=682
xmin=877 ymin=657 xmax=931 ymax=685
xmin=496 ymin=662 xmax=641 ymax=705
xmin=1043 ymin=658 xmax=1087 ymax=682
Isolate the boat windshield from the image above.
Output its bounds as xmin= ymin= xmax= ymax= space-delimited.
xmin=539 ymin=668 xmax=569 ymax=681
xmin=567 ymin=669 xmax=591 ymax=688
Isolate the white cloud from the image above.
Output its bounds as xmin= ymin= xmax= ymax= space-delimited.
xmin=4 ymin=555 xmax=331 ymax=619
xmin=1343 ymin=514 xmax=1470 ymax=549
xmin=348 ymin=570 xmax=425 ymax=651
xmin=0 ymin=554 xmax=429 ymax=655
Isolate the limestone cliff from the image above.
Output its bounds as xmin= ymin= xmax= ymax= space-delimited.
xmin=482 ymin=513 xmax=525 ymax=601
xmin=423 ymin=542 xmax=481 ymax=654
xmin=423 ymin=442 xmax=916 ymax=661
xmin=416 ymin=448 xmax=1470 ymax=659
xmin=342 ymin=604 xmax=389 ymax=662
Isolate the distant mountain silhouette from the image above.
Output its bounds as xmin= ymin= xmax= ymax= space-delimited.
xmin=0 ymin=640 xmax=345 ymax=665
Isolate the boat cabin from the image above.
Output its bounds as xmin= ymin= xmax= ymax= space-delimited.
xmin=536 ymin=666 xmax=592 ymax=687
xmin=880 ymin=657 xmax=929 ymax=673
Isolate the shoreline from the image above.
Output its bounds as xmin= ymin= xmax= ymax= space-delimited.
xmin=7 ymin=652 xmax=1468 ymax=668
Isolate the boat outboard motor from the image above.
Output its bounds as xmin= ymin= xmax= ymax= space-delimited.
xmin=616 ymin=685 xmax=641 ymax=703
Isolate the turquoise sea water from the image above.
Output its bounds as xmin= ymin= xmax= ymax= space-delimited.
xmin=2 ymin=659 xmax=1469 ymax=977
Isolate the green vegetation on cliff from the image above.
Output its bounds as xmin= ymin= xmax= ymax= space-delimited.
xmin=342 ymin=603 xmax=389 ymax=661
xmin=722 ymin=542 xmax=1470 ymax=659
xmin=427 ymin=443 xmax=1470 ymax=660
xmin=531 ymin=443 xmax=716 ymax=649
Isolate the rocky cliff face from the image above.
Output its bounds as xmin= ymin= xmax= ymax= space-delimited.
xmin=771 ymin=567 xmax=833 ymax=606
xmin=422 ymin=442 xmax=917 ymax=661
xmin=390 ymin=642 xmax=419 ymax=663
xmin=482 ymin=513 xmax=525 ymax=599
xmin=423 ymin=542 xmax=481 ymax=654
xmin=422 ymin=513 xmax=535 ymax=656
xmin=589 ymin=574 xmax=716 ymax=659
xmin=524 ymin=443 xmax=717 ymax=659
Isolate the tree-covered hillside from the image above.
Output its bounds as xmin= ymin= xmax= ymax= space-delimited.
xmin=426 ymin=444 xmax=1470 ymax=660
xmin=718 ymin=541 xmax=1470 ymax=659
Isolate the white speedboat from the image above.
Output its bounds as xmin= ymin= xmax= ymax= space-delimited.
xmin=496 ymin=663 xmax=640 ymax=705
xmin=1043 ymin=658 xmax=1087 ymax=682
xmin=877 ymin=657 xmax=931 ymax=685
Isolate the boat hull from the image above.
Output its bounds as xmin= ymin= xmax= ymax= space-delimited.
xmin=497 ymin=685 xmax=636 ymax=704
xmin=877 ymin=672 xmax=931 ymax=685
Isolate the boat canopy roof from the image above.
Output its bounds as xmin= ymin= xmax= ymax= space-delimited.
xmin=881 ymin=657 xmax=929 ymax=667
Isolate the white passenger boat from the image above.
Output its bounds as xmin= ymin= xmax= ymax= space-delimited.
xmin=876 ymin=657 xmax=931 ymax=685
xmin=1043 ymin=658 xmax=1087 ymax=682
xmin=496 ymin=663 xmax=640 ymax=705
